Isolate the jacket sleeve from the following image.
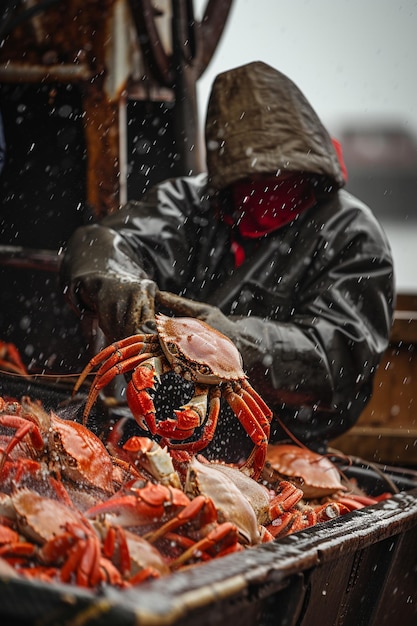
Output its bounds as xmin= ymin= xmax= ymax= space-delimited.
xmin=224 ymin=201 xmax=395 ymax=442
xmin=60 ymin=178 xmax=202 ymax=312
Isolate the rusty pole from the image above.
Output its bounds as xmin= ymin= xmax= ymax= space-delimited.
xmin=128 ymin=0 xmax=234 ymax=175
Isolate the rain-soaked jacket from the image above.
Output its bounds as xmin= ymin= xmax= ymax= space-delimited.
xmin=62 ymin=62 xmax=394 ymax=448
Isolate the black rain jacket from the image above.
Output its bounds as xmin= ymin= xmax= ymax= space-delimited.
xmin=62 ymin=62 xmax=395 ymax=447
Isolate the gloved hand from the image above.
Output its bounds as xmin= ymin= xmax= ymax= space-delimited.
xmin=155 ymin=290 xmax=238 ymax=342
xmin=77 ymin=273 xmax=157 ymax=342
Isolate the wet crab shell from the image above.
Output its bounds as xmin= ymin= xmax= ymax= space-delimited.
xmin=262 ymin=444 xmax=346 ymax=499
xmin=48 ymin=414 xmax=115 ymax=493
xmin=11 ymin=489 xmax=85 ymax=544
xmin=185 ymin=457 xmax=262 ymax=545
xmin=155 ymin=314 xmax=246 ymax=384
xmin=19 ymin=397 xmax=115 ymax=494
xmin=204 ymin=462 xmax=273 ymax=526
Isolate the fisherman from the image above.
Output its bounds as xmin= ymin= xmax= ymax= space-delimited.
xmin=61 ymin=61 xmax=394 ymax=454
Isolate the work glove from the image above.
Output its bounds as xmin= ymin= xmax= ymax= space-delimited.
xmin=155 ymin=290 xmax=239 ymax=343
xmin=77 ymin=273 xmax=157 ymax=342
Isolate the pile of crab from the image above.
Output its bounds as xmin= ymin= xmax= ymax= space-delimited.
xmin=0 ymin=314 xmax=392 ymax=590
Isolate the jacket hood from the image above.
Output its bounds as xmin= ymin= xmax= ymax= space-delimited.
xmin=205 ymin=61 xmax=345 ymax=190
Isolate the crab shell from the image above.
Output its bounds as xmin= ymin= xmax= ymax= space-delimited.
xmin=11 ymin=489 xmax=85 ymax=544
xmin=92 ymin=522 xmax=170 ymax=578
xmin=48 ymin=414 xmax=115 ymax=493
xmin=155 ymin=314 xmax=246 ymax=384
xmin=185 ymin=457 xmax=261 ymax=545
xmin=204 ymin=462 xmax=273 ymax=526
xmin=263 ymin=444 xmax=346 ymax=499
xmin=19 ymin=397 xmax=115 ymax=494
xmin=124 ymin=530 xmax=170 ymax=577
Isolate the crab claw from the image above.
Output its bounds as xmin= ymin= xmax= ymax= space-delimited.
xmin=269 ymin=480 xmax=304 ymax=517
xmin=122 ymin=437 xmax=182 ymax=488
xmin=85 ymin=481 xmax=190 ymax=529
xmin=154 ymin=393 xmax=207 ymax=441
xmin=126 ymin=358 xmax=164 ymax=433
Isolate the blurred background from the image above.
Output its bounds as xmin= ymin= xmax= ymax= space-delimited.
xmin=196 ymin=0 xmax=417 ymax=294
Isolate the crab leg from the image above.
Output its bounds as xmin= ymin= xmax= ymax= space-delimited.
xmin=144 ymin=495 xmax=218 ymax=543
xmin=314 ymin=502 xmax=351 ymax=522
xmin=267 ymin=510 xmax=316 ymax=538
xmin=144 ymin=494 xmax=241 ymax=567
xmin=103 ymin=525 xmax=131 ymax=577
xmin=241 ymin=380 xmax=273 ymax=422
xmin=74 ymin=334 xmax=159 ymax=394
xmin=0 ymin=416 xmax=44 ymax=475
xmin=60 ymin=524 xmax=102 ymax=588
xmin=0 ymin=341 xmax=28 ymax=376
xmin=170 ymin=522 xmax=241 ymax=569
xmin=243 ymin=445 xmax=269 ymax=482
xmin=237 ymin=384 xmax=272 ymax=439
xmin=0 ymin=525 xmax=35 ymax=558
xmin=269 ymin=480 xmax=304 ymax=517
xmin=82 ymin=352 xmax=157 ymax=423
xmin=223 ymin=384 xmax=269 ymax=480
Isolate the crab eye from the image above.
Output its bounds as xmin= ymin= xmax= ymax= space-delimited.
xmin=167 ymin=342 xmax=178 ymax=354
xmin=52 ymin=432 xmax=61 ymax=444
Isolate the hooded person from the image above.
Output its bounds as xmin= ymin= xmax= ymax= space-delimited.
xmin=60 ymin=61 xmax=394 ymax=453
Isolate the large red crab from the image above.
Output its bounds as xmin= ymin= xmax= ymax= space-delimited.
xmin=75 ymin=314 xmax=272 ymax=479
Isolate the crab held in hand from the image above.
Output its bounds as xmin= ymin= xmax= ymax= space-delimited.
xmin=74 ymin=314 xmax=272 ymax=479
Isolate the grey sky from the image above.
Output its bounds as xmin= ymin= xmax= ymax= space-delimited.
xmin=197 ymin=0 xmax=417 ymax=138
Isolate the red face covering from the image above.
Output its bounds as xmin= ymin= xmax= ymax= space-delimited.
xmin=231 ymin=174 xmax=316 ymax=238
